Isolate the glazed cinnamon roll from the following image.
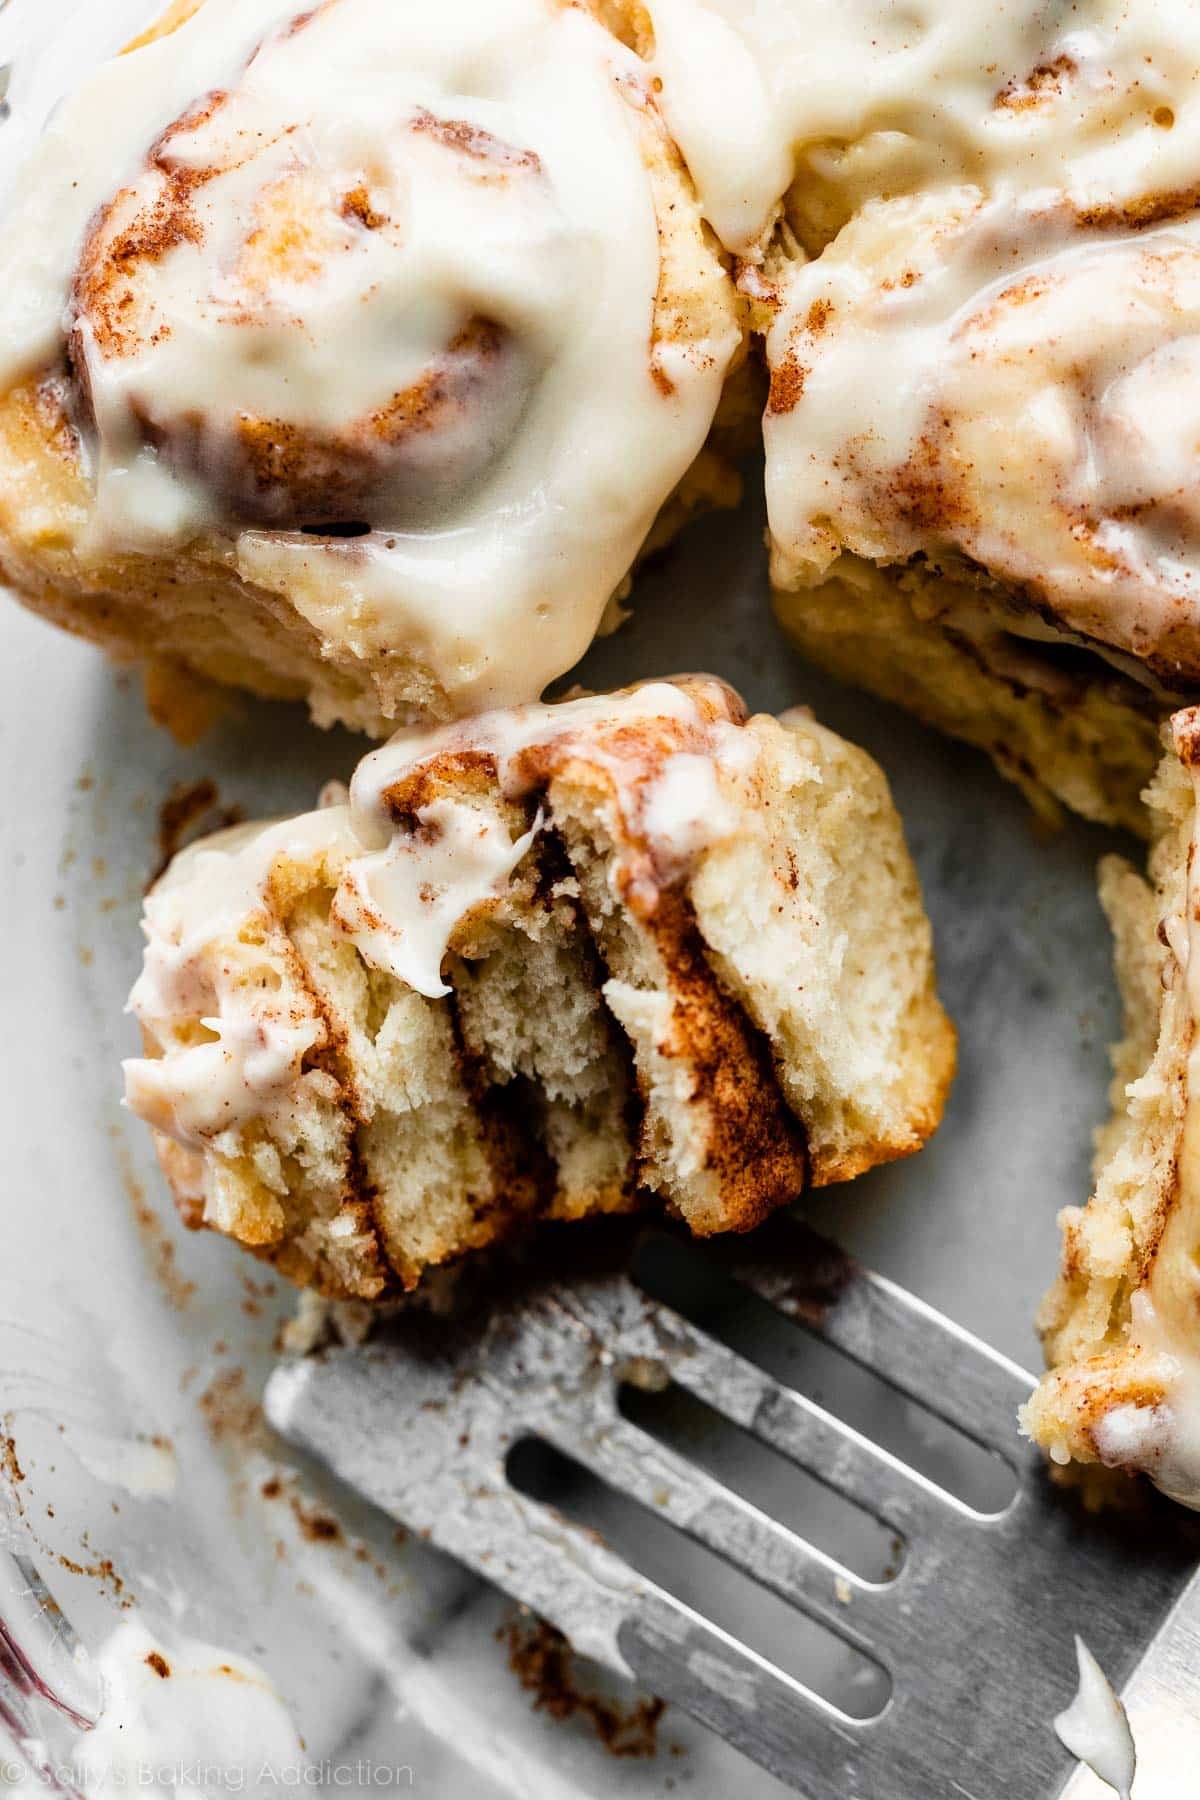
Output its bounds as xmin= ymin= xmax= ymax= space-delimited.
xmin=765 ymin=187 xmax=1200 ymax=832
xmin=1024 ymin=710 xmax=1200 ymax=1507
xmin=123 ymin=677 xmax=954 ymax=1298
xmin=617 ymin=0 xmax=1200 ymax=254
xmin=0 ymin=0 xmax=744 ymax=733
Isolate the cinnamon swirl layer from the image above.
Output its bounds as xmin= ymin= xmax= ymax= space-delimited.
xmin=0 ymin=0 xmax=742 ymax=730
xmin=619 ymin=0 xmax=1200 ymax=253
xmin=1024 ymin=710 xmax=1200 ymax=1507
xmin=123 ymin=677 xmax=954 ymax=1297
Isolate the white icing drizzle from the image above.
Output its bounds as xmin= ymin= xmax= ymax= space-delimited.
xmin=1053 ymin=1635 xmax=1136 ymax=1800
xmin=338 ymin=679 xmax=753 ymax=986
xmin=641 ymin=0 xmax=1200 ymax=253
xmin=70 ymin=1619 xmax=302 ymax=1800
xmin=331 ymin=799 xmax=545 ymax=998
xmin=125 ymin=809 xmax=356 ymax=1147
xmin=765 ymin=187 xmax=1200 ymax=688
xmin=124 ymin=681 xmax=756 ymax=1143
xmin=0 ymin=0 xmax=737 ymax=714
xmin=638 ymin=752 xmax=740 ymax=865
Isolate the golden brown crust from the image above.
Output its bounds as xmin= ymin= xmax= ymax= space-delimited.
xmin=774 ymin=557 xmax=1160 ymax=837
xmin=807 ymin=1068 xmax=957 ymax=1187
xmin=122 ymin=0 xmax=207 ymax=53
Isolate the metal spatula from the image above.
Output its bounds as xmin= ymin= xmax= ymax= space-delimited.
xmin=264 ymin=1218 xmax=1200 ymax=1798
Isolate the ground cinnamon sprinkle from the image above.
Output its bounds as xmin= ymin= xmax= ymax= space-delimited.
xmin=1 ymin=1433 xmax=25 ymax=1485
xmin=766 ymin=352 xmax=806 ymax=415
xmin=197 ymin=1366 xmax=261 ymax=1447
xmin=290 ymin=1498 xmax=343 ymax=1543
xmin=498 ymin=1614 xmax=667 ymax=1759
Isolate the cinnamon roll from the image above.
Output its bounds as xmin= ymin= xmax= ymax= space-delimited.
xmin=766 ymin=187 xmax=1200 ymax=832
xmin=1024 ymin=710 xmax=1200 ymax=1507
xmin=123 ymin=677 xmax=954 ymax=1298
xmin=615 ymin=0 xmax=1200 ymax=254
xmin=0 ymin=0 xmax=744 ymax=733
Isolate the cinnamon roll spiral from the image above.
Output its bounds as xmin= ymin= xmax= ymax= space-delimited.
xmin=767 ymin=187 xmax=1200 ymax=698
xmin=69 ymin=68 xmax=569 ymax=534
xmin=0 ymin=0 xmax=742 ymax=729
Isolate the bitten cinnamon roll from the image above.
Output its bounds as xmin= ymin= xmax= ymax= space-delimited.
xmin=1024 ymin=710 xmax=1200 ymax=1507
xmin=123 ymin=677 xmax=954 ymax=1298
xmin=766 ymin=187 xmax=1200 ymax=832
xmin=0 ymin=0 xmax=744 ymax=733
xmin=617 ymin=0 xmax=1200 ymax=254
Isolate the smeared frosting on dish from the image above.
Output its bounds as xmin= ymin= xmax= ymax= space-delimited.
xmin=70 ymin=1619 xmax=302 ymax=1800
xmin=124 ymin=680 xmax=756 ymax=1148
xmin=0 ymin=0 xmax=738 ymax=714
xmin=640 ymin=0 xmax=1200 ymax=252
xmin=765 ymin=187 xmax=1200 ymax=692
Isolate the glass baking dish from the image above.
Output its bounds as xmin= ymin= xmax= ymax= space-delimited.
xmin=0 ymin=5 xmax=1165 ymax=1794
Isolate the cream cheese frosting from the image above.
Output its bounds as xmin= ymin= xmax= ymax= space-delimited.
xmin=1053 ymin=1636 xmax=1136 ymax=1800
xmin=0 ymin=0 xmax=738 ymax=714
xmin=70 ymin=1619 xmax=302 ymax=1800
xmin=124 ymin=680 xmax=755 ymax=1148
xmin=764 ymin=186 xmax=1200 ymax=691
xmin=640 ymin=0 xmax=1200 ymax=253
xmin=124 ymin=808 xmax=356 ymax=1147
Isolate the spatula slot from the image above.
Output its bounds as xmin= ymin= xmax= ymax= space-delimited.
xmin=505 ymin=1435 xmax=893 ymax=1722
xmin=617 ymin=1378 xmax=903 ymax=1584
xmin=632 ymin=1232 xmax=1018 ymax=1516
